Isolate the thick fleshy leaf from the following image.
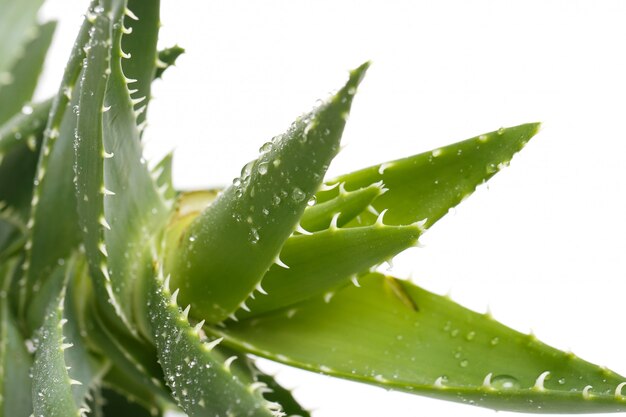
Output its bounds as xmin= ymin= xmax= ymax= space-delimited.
xmin=168 ymin=62 xmax=370 ymax=324
xmin=0 ymin=259 xmax=32 ymax=417
xmin=74 ymin=0 xmax=169 ymax=331
xmin=238 ymin=223 xmax=422 ymax=319
xmin=31 ymin=267 xmax=81 ymax=417
xmin=147 ymin=269 xmax=279 ymax=417
xmin=299 ymin=182 xmax=385 ymax=232
xmin=152 ymin=152 xmax=176 ymax=201
xmin=214 ymin=272 xmax=626 ymax=413
xmin=318 ymin=123 xmax=540 ymax=229
xmin=120 ymin=0 xmax=160 ymax=127
xmin=24 ymin=1 xmax=98 ymax=315
xmin=24 ymin=40 xmax=184 ymax=317
xmin=0 ymin=21 xmax=56 ymax=125
xmin=155 ymin=46 xmax=184 ymax=79
xmin=0 ymin=0 xmax=44 ymax=74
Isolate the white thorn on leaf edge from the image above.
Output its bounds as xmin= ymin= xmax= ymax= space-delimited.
xmin=223 ymin=356 xmax=238 ymax=372
xmin=170 ymin=288 xmax=179 ymax=305
xmin=329 ymin=212 xmax=341 ymax=229
xmin=374 ymin=208 xmax=388 ymax=226
xmin=295 ymin=224 xmax=312 ymax=235
xmin=583 ymin=385 xmax=592 ymax=399
xmin=124 ymin=8 xmax=139 ymax=20
xmin=615 ymin=382 xmax=626 ymax=398
xmin=533 ymin=371 xmax=550 ymax=391
xmin=204 ymin=337 xmax=222 ymax=351
xmin=482 ymin=373 xmax=493 ymax=389
xmin=256 ymin=282 xmax=268 ymax=295
xmin=194 ymin=320 xmax=205 ymax=334
xmin=182 ymin=304 xmax=190 ymax=319
xmin=274 ymin=255 xmax=289 ymax=269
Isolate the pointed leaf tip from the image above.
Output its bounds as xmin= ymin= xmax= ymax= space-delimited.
xmin=167 ymin=63 xmax=368 ymax=324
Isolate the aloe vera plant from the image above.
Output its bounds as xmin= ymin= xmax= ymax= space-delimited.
xmin=0 ymin=0 xmax=624 ymax=416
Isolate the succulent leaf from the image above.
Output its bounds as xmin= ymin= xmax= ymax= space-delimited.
xmin=148 ymin=269 xmax=279 ymax=417
xmin=299 ymin=182 xmax=386 ymax=232
xmin=213 ymin=272 xmax=626 ymax=413
xmin=24 ymin=1 xmax=98 ymax=315
xmin=0 ymin=0 xmax=45 ymax=75
xmin=120 ymin=0 xmax=160 ymax=127
xmin=0 ymin=260 xmax=33 ymax=417
xmin=168 ymin=62 xmax=370 ymax=324
xmin=31 ymin=264 xmax=81 ymax=417
xmin=0 ymin=21 xmax=56 ymax=125
xmin=318 ymin=123 xmax=541 ymax=229
xmin=238 ymin=223 xmax=422 ymax=319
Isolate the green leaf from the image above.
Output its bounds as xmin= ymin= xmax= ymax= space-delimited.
xmin=0 ymin=0 xmax=45 ymax=74
xmin=24 ymin=1 xmax=98 ymax=316
xmin=147 ymin=269 xmax=279 ymax=417
xmin=213 ymin=272 xmax=626 ymax=413
xmin=0 ymin=21 xmax=56 ymax=125
xmin=152 ymin=152 xmax=176 ymax=201
xmin=300 ymin=182 xmax=386 ymax=232
xmin=31 ymin=266 xmax=81 ymax=417
xmin=238 ymin=223 xmax=422 ymax=319
xmin=0 ymin=259 xmax=33 ymax=417
xmin=155 ymin=46 xmax=185 ymax=79
xmin=0 ymin=98 xmax=50 ymax=156
xmin=74 ymin=0 xmax=169 ymax=331
xmin=120 ymin=0 xmax=160 ymax=127
xmin=318 ymin=123 xmax=541 ymax=229
xmin=168 ymin=62 xmax=370 ymax=324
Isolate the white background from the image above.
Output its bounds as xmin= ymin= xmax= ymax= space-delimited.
xmin=38 ymin=1 xmax=626 ymax=416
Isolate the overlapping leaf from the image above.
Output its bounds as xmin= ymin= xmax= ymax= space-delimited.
xmin=167 ymin=62 xmax=370 ymax=324
xmin=214 ymin=272 xmax=626 ymax=413
xmin=0 ymin=21 xmax=56 ymax=124
xmin=317 ymin=123 xmax=540 ymax=229
xmin=148 ymin=269 xmax=280 ymax=417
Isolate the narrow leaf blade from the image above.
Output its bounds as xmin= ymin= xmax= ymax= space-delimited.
xmin=239 ymin=223 xmax=421 ymax=319
xmin=168 ymin=62 xmax=370 ymax=324
xmin=214 ymin=272 xmax=626 ymax=413
xmin=319 ymin=123 xmax=540 ymax=229
xmin=148 ymin=269 xmax=278 ymax=417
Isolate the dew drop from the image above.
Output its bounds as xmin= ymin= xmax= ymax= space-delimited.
xmin=490 ymin=337 xmax=500 ymax=346
xmin=497 ymin=127 xmax=505 ymax=135
xmin=259 ymin=141 xmax=273 ymax=153
xmin=558 ymin=378 xmax=566 ymax=385
xmin=307 ymin=195 xmax=317 ymax=206
xmin=465 ymin=331 xmax=476 ymax=341
xmin=491 ymin=375 xmax=520 ymax=390
xmin=459 ymin=359 xmax=469 ymax=368
xmin=291 ymin=187 xmax=305 ymax=202
xmin=257 ymin=162 xmax=269 ymax=175
xmin=249 ymin=228 xmax=260 ymax=244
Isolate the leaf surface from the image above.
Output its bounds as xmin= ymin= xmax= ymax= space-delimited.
xmin=148 ymin=269 xmax=279 ymax=417
xmin=318 ymin=123 xmax=540 ymax=229
xmin=168 ymin=62 xmax=370 ymax=324
xmin=0 ymin=21 xmax=56 ymax=125
xmin=215 ymin=272 xmax=626 ymax=413
xmin=239 ymin=223 xmax=421 ymax=319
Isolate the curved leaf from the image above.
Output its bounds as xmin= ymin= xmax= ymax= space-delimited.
xmin=214 ymin=272 xmax=626 ymax=413
xmin=238 ymin=223 xmax=422 ymax=319
xmin=148 ymin=268 xmax=279 ymax=417
xmin=0 ymin=21 xmax=56 ymax=125
xmin=168 ymin=62 xmax=370 ymax=324
xmin=300 ymin=182 xmax=385 ymax=232
xmin=318 ymin=123 xmax=541 ymax=229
